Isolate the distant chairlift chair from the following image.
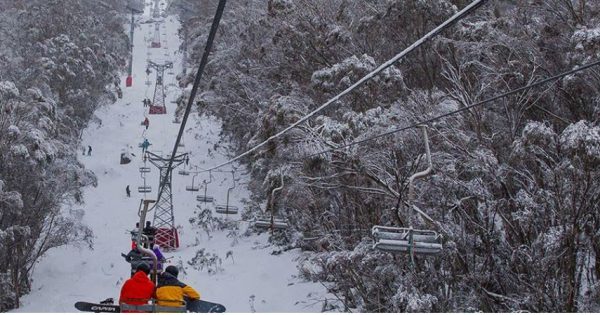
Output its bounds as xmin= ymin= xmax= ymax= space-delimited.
xmin=255 ymin=171 xmax=289 ymax=231
xmin=178 ymin=167 xmax=190 ymax=176
xmin=138 ymin=170 xmax=152 ymax=193
xmin=196 ymin=170 xmax=214 ymax=203
xmin=372 ymin=125 xmax=442 ymax=261
xmin=215 ymin=170 xmax=239 ymax=215
xmin=139 ymin=159 xmax=151 ymax=173
xmin=185 ymin=173 xmax=200 ymax=192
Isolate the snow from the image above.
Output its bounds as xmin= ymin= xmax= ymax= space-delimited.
xmin=0 ymin=80 xmax=19 ymax=98
xmin=560 ymin=120 xmax=600 ymax=161
xmin=13 ymin=2 xmax=330 ymax=313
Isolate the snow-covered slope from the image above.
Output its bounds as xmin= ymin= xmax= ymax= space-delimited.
xmin=14 ymin=2 xmax=330 ymax=313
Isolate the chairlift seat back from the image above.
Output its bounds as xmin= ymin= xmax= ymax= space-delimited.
xmin=196 ymin=195 xmax=214 ymax=203
xmin=178 ymin=170 xmax=190 ymax=175
xmin=254 ymin=215 xmax=289 ymax=230
xmin=186 ymin=186 xmax=200 ymax=192
xmin=373 ymin=239 xmax=442 ymax=255
xmin=372 ymin=226 xmax=440 ymax=243
xmin=215 ymin=205 xmax=238 ymax=214
xmin=254 ymin=219 xmax=289 ymax=230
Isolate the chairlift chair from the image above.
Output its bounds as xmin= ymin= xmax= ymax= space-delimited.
xmin=196 ymin=195 xmax=214 ymax=203
xmin=139 ymin=166 xmax=151 ymax=173
xmin=215 ymin=170 xmax=238 ymax=215
xmin=254 ymin=170 xmax=289 ymax=231
xmin=178 ymin=169 xmax=190 ymax=176
xmin=371 ymin=126 xmax=442 ymax=260
xmin=138 ymin=172 xmax=152 ymax=193
xmin=186 ymin=174 xmax=200 ymax=192
xmin=372 ymin=226 xmax=442 ymax=255
xmin=254 ymin=215 xmax=289 ymax=230
xmin=196 ymin=171 xmax=214 ymax=203
xmin=215 ymin=204 xmax=238 ymax=214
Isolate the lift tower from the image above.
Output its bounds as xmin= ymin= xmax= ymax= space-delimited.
xmin=151 ymin=22 xmax=161 ymax=48
xmin=147 ymin=60 xmax=172 ymax=114
xmin=146 ymin=151 xmax=187 ymax=250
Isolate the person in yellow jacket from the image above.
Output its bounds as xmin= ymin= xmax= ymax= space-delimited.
xmin=155 ymin=265 xmax=200 ymax=307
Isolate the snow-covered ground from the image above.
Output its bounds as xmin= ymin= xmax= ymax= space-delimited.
xmin=14 ymin=2 xmax=330 ymax=313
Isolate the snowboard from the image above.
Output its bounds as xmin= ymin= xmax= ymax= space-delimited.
xmin=74 ymin=300 xmax=226 ymax=313
xmin=186 ymin=300 xmax=226 ymax=313
xmin=74 ymin=302 xmax=120 ymax=313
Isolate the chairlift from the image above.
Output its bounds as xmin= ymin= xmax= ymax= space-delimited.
xmin=178 ymin=169 xmax=190 ymax=176
xmin=254 ymin=171 xmax=289 ymax=231
xmin=215 ymin=170 xmax=238 ymax=215
xmin=372 ymin=226 xmax=442 ymax=255
xmin=185 ymin=173 xmax=200 ymax=192
xmin=371 ymin=126 xmax=442 ymax=261
xmin=139 ymin=166 xmax=151 ymax=173
xmin=138 ymin=172 xmax=152 ymax=193
xmin=196 ymin=170 xmax=214 ymax=203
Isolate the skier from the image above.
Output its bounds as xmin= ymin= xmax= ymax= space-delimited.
xmin=155 ymin=265 xmax=200 ymax=307
xmin=126 ymin=185 xmax=131 ymax=197
xmin=141 ymin=139 xmax=151 ymax=154
xmin=119 ymin=263 xmax=154 ymax=308
xmin=152 ymin=244 xmax=166 ymax=271
xmin=143 ymin=221 xmax=156 ymax=246
xmin=143 ymin=117 xmax=149 ymax=130
xmin=185 ymin=155 xmax=189 ymax=166
xmin=124 ymin=245 xmax=165 ymax=274
xmin=87 ymin=145 xmax=92 ymax=156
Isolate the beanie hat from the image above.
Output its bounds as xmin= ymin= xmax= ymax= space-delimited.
xmin=165 ymin=265 xmax=179 ymax=278
xmin=136 ymin=262 xmax=151 ymax=275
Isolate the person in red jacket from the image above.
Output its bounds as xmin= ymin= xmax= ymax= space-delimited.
xmin=119 ymin=263 xmax=155 ymax=309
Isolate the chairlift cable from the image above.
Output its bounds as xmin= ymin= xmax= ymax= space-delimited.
xmin=154 ymin=0 xmax=227 ymax=204
xmin=304 ymin=59 xmax=600 ymax=159
xmin=198 ymin=0 xmax=487 ymax=173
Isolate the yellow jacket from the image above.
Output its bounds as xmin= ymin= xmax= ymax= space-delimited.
xmin=155 ymin=272 xmax=200 ymax=307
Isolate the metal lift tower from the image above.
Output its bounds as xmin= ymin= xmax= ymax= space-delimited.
xmin=147 ymin=60 xmax=172 ymax=114
xmin=151 ymin=22 xmax=161 ymax=48
xmin=146 ymin=151 xmax=187 ymax=250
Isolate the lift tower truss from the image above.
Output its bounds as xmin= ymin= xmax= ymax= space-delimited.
xmin=147 ymin=60 xmax=172 ymax=114
xmin=146 ymin=151 xmax=187 ymax=250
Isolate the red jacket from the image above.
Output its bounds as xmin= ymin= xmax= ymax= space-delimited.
xmin=119 ymin=271 xmax=155 ymax=306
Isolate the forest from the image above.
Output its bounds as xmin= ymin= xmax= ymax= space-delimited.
xmin=0 ymin=0 xmax=129 ymax=311
xmin=173 ymin=0 xmax=600 ymax=312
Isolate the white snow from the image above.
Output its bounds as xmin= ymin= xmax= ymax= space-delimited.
xmin=13 ymin=2 xmax=330 ymax=313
